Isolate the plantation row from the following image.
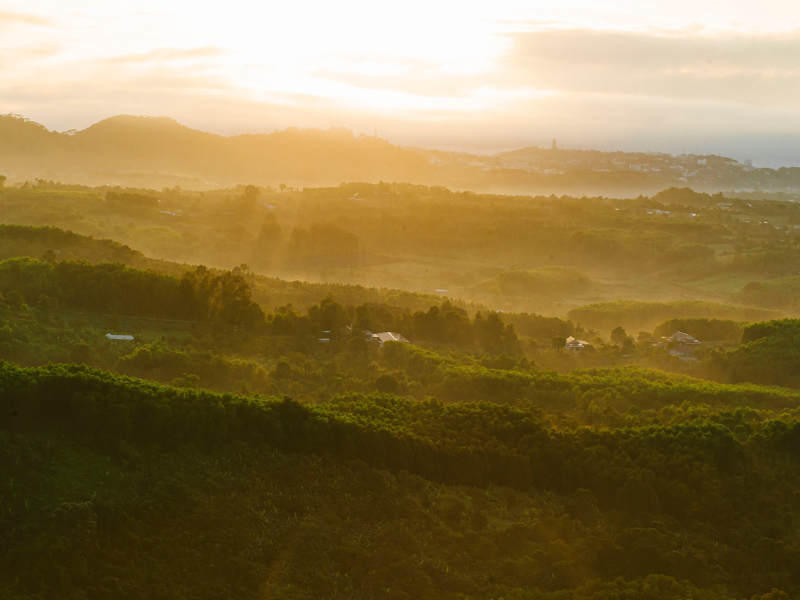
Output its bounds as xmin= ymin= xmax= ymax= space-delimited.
xmin=3 ymin=361 xmax=799 ymax=520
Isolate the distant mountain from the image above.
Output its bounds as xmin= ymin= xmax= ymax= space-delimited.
xmin=0 ymin=114 xmax=435 ymax=189
xmin=2 ymin=114 xmax=799 ymax=197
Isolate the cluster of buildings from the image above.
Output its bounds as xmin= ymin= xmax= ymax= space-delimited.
xmin=418 ymin=145 xmax=800 ymax=191
xmin=643 ymin=331 xmax=702 ymax=360
xmin=657 ymin=331 xmax=702 ymax=358
xmin=564 ymin=331 xmax=702 ymax=360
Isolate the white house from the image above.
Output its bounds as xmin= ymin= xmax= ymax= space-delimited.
xmin=669 ymin=331 xmax=700 ymax=346
xmin=106 ymin=334 xmax=134 ymax=341
xmin=368 ymin=332 xmax=409 ymax=348
xmin=565 ymin=336 xmax=592 ymax=352
xmin=667 ymin=331 xmax=701 ymax=360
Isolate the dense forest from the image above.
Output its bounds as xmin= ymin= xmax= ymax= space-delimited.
xmin=3 ymin=356 xmax=800 ymax=599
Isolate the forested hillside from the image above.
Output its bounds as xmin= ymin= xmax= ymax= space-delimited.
xmin=0 ymin=114 xmax=435 ymax=190
xmin=0 ymin=223 xmax=466 ymax=314
xmin=3 ymin=179 xmax=800 ymax=598
xmin=5 ymin=182 xmax=800 ymax=322
xmin=702 ymin=319 xmax=800 ymax=388
xmin=2 ymin=358 xmax=800 ymax=599
xmin=3 ymin=299 xmax=800 ymax=598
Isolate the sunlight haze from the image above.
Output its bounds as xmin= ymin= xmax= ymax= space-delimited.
xmin=2 ymin=0 xmax=800 ymax=164
xmin=6 ymin=3 xmax=800 ymax=598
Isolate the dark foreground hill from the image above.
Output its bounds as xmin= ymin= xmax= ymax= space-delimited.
xmin=2 ymin=361 xmax=800 ymax=599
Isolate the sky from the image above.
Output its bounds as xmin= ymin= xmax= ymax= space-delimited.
xmin=2 ymin=0 xmax=800 ymax=166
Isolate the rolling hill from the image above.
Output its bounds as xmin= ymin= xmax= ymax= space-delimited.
xmin=5 ymin=114 xmax=797 ymax=196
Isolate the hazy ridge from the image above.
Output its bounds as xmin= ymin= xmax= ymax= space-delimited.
xmin=4 ymin=114 xmax=799 ymax=197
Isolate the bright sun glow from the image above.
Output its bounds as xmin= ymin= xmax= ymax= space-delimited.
xmin=3 ymin=0 xmax=800 ymax=163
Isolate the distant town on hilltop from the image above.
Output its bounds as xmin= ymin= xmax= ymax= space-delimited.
xmin=418 ymin=142 xmax=798 ymax=198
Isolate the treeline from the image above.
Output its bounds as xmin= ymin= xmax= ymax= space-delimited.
xmin=729 ymin=249 xmax=800 ymax=278
xmin=651 ymin=186 xmax=726 ymax=206
xmin=376 ymin=301 xmax=519 ymax=353
xmin=704 ymin=319 xmax=800 ymax=387
xmin=105 ymin=190 xmax=159 ymax=211
xmin=5 ymin=285 xmax=800 ymax=412
xmin=284 ymin=222 xmax=360 ymax=268
xmin=0 ymin=360 xmax=764 ymax=506
xmin=341 ymin=298 xmax=571 ymax=347
xmin=252 ymin=214 xmax=362 ymax=269
xmin=472 ymin=266 xmax=591 ymax=297
xmin=66 ymin=321 xmax=800 ymax=413
xmin=0 ymin=257 xmax=264 ymax=326
xmin=502 ymin=311 xmax=575 ymax=339
xmin=271 ymin=297 xmax=520 ymax=354
xmin=568 ymin=299 xmax=780 ymax=332
xmin=652 ymin=318 xmax=744 ymax=342
xmin=567 ymin=228 xmax=714 ymax=270
xmin=735 ymin=276 xmax=800 ymax=310
xmin=4 ymin=361 xmax=800 ymax=554
xmin=0 ymin=222 xmax=473 ymax=314
xmin=251 ymin=278 xmax=455 ymax=315
xmin=118 ymin=343 xmax=271 ymax=391
xmin=381 ymin=342 xmax=800 ymax=411
xmin=0 ymin=257 xmax=526 ymax=354
xmin=0 ymin=223 xmax=146 ymax=266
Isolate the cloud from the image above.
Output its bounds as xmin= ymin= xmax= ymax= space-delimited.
xmin=504 ymin=28 xmax=800 ymax=107
xmin=103 ymin=46 xmax=225 ymax=65
xmin=0 ymin=10 xmax=51 ymax=26
xmin=1 ymin=42 xmax=62 ymax=60
xmin=4 ymin=8 xmax=800 ymax=168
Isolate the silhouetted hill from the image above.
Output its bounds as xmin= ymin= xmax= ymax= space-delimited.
xmin=74 ymin=115 xmax=217 ymax=161
xmin=0 ymin=114 xmax=69 ymax=154
xmin=3 ymin=114 xmax=799 ymax=196
xmin=0 ymin=114 xmax=434 ymax=189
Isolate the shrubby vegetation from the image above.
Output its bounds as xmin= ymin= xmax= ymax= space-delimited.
xmin=729 ymin=249 xmax=800 ymax=278
xmin=105 ymin=190 xmax=159 ymax=211
xmin=503 ymin=311 xmax=575 ymax=339
xmin=0 ymin=223 xmax=148 ymax=266
xmin=0 ymin=222 xmax=475 ymax=314
xmin=7 ymin=182 xmax=800 ymax=318
xmin=473 ymin=266 xmax=591 ymax=297
xmin=703 ymin=319 xmax=800 ymax=388
xmin=734 ymin=276 xmax=800 ymax=310
xmin=5 ymin=180 xmax=800 ymax=598
xmin=3 ymin=358 xmax=800 ymax=598
xmin=652 ymin=318 xmax=744 ymax=342
xmin=0 ymin=257 xmax=264 ymax=326
xmin=568 ymin=228 xmax=714 ymax=270
xmin=568 ymin=300 xmax=779 ymax=332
